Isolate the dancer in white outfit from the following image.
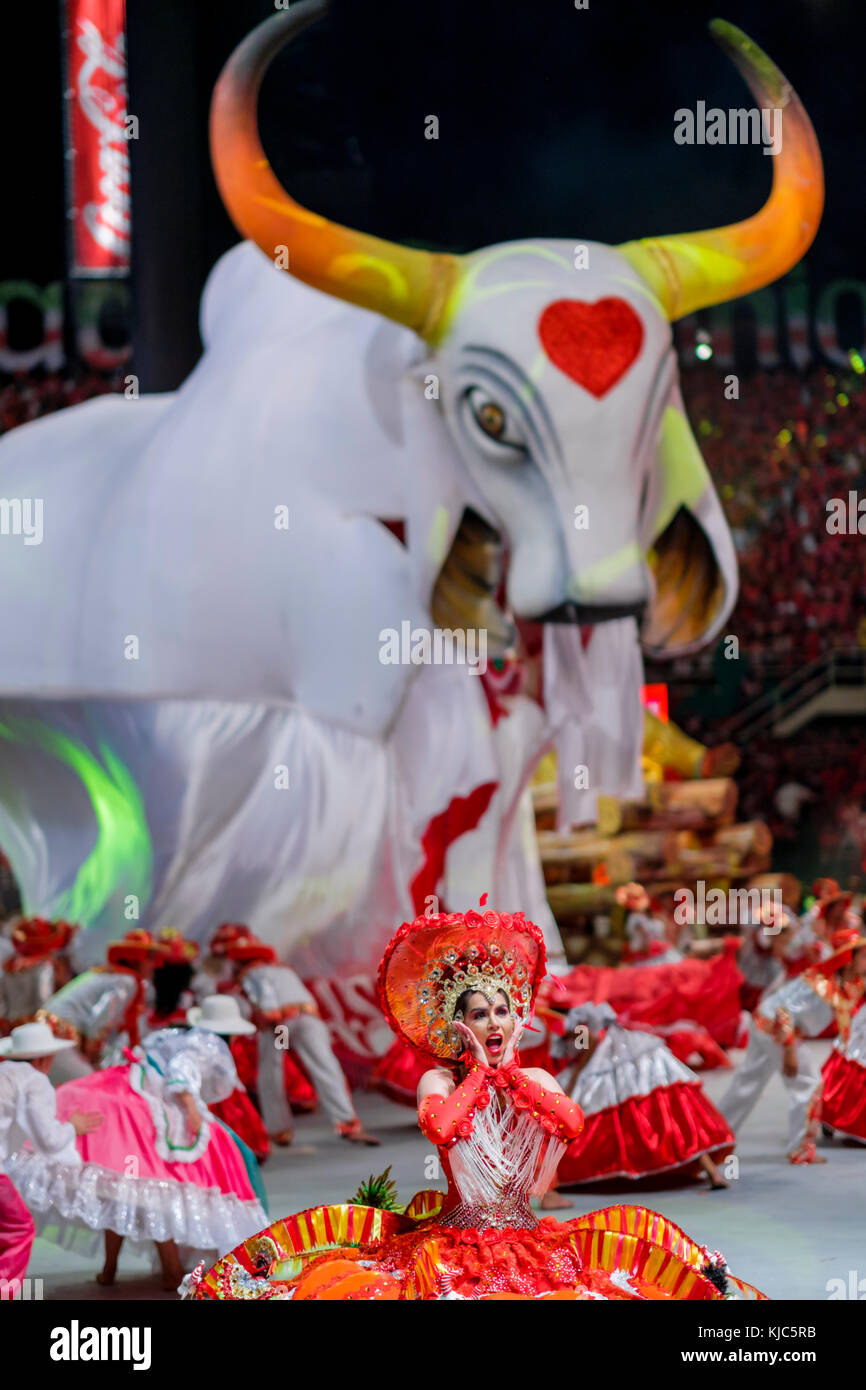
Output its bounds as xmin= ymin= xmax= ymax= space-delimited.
xmin=0 ymin=1022 xmax=102 ymax=1285
xmin=720 ymin=928 xmax=866 ymax=1163
xmin=39 ymin=930 xmax=162 ymax=1082
xmin=225 ymin=936 xmax=379 ymax=1147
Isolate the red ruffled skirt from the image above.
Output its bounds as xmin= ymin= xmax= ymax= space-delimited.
xmin=557 ymin=1081 xmax=734 ymax=1184
xmin=550 ymin=948 xmax=743 ymax=1049
xmin=821 ymin=1051 xmax=866 ymax=1141
xmin=369 ymin=1039 xmax=425 ymax=1105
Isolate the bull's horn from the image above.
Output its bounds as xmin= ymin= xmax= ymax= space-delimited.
xmin=210 ymin=0 xmax=458 ymax=340
xmin=619 ymin=20 xmax=823 ymax=320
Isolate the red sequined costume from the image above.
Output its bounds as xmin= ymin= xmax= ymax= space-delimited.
xmin=820 ymin=1001 xmax=866 ymax=1142
xmin=191 ymin=908 xmax=765 ymax=1301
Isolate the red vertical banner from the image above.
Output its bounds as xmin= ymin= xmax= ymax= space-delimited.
xmin=61 ymin=0 xmax=130 ymax=277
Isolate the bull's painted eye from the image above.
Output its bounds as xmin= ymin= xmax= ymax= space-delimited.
xmin=477 ymin=399 xmax=506 ymax=438
xmin=464 ymin=387 xmax=526 ymax=452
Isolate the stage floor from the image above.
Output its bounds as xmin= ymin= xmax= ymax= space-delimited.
xmin=29 ymin=1039 xmax=864 ymax=1301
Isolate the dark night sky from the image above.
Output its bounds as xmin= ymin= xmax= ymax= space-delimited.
xmin=2 ymin=0 xmax=864 ymax=379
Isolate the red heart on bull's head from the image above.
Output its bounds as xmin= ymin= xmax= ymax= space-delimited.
xmin=538 ymin=297 xmax=644 ymax=398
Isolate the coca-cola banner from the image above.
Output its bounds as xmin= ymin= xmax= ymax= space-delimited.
xmin=61 ymin=0 xmax=130 ymax=276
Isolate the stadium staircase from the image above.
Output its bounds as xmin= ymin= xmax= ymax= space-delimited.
xmin=725 ymin=648 xmax=866 ymax=745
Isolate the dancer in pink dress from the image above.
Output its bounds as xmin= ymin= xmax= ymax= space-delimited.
xmin=6 ymin=1023 xmax=267 ymax=1289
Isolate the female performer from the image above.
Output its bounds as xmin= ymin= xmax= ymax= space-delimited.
xmin=188 ymin=907 xmax=764 ymax=1301
xmin=6 ymin=1020 xmax=267 ymax=1289
xmin=820 ymin=1000 xmax=866 ymax=1144
xmin=550 ymin=1002 xmax=732 ymax=1189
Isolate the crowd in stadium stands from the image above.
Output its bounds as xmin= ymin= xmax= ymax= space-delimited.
xmin=680 ymin=366 xmax=866 ymax=670
xmin=0 ymin=370 xmax=124 ymax=433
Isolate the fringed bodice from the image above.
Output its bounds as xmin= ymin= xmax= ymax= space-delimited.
xmin=438 ymin=1091 xmax=565 ymax=1231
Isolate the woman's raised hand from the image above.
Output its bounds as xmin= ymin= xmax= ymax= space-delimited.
xmin=453 ymin=1020 xmax=488 ymax=1065
xmin=501 ymin=1018 xmax=524 ymax=1067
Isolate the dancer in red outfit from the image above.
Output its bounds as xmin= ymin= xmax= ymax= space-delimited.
xmin=192 ymin=907 xmax=765 ymax=1301
xmin=720 ymin=928 xmax=866 ymax=1163
xmin=820 ymin=1000 xmax=866 ymax=1143
xmin=550 ymin=1003 xmax=733 ymax=1188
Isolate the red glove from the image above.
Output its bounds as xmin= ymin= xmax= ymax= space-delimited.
xmin=501 ymin=1066 xmax=584 ymax=1141
xmin=418 ymin=1060 xmax=492 ymax=1147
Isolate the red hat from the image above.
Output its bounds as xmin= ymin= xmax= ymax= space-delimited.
xmin=813 ymin=927 xmax=866 ymax=977
xmin=155 ymin=926 xmax=199 ymax=965
xmin=615 ymin=882 xmax=650 ymax=912
xmin=817 ymin=892 xmax=853 ymax=921
xmin=210 ymin=922 xmax=253 ymax=957
xmin=11 ymin=917 xmax=76 ymax=958
xmin=377 ymin=908 xmax=546 ymax=1063
xmin=225 ymin=936 xmax=277 ymax=966
xmin=811 ymin=878 xmax=839 ymax=900
xmin=106 ymin=929 xmax=160 ymax=968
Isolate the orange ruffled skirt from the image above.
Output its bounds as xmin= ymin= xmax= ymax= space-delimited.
xmin=192 ymin=1195 xmax=767 ymax=1302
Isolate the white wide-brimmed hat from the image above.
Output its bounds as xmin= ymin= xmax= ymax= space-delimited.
xmin=186 ymin=995 xmax=255 ymax=1036
xmin=0 ymin=1021 xmax=77 ymax=1059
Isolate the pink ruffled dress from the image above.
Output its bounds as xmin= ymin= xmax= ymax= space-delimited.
xmin=7 ymin=1028 xmax=266 ymax=1260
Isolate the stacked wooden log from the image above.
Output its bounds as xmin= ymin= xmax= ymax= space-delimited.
xmin=534 ymin=775 xmax=779 ymax=929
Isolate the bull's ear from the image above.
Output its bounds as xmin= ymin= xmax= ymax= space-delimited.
xmin=640 ymin=404 xmax=738 ymax=657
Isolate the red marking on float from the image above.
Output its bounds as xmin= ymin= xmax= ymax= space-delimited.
xmin=538 ymin=298 xmax=643 ymax=397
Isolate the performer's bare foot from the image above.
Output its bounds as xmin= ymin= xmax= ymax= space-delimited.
xmin=272 ymin=1130 xmax=294 ymax=1146
xmin=540 ymin=1190 xmax=574 ymax=1210
xmin=699 ymin=1154 xmax=728 ymax=1189
xmin=156 ymin=1240 xmax=185 ymax=1291
xmin=338 ymin=1120 xmax=381 ymax=1145
xmin=343 ymin=1128 xmax=381 ymax=1146
xmin=97 ymin=1230 xmax=123 ymax=1285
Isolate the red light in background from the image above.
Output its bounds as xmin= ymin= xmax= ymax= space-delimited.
xmin=640 ymin=683 xmax=668 ymax=722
